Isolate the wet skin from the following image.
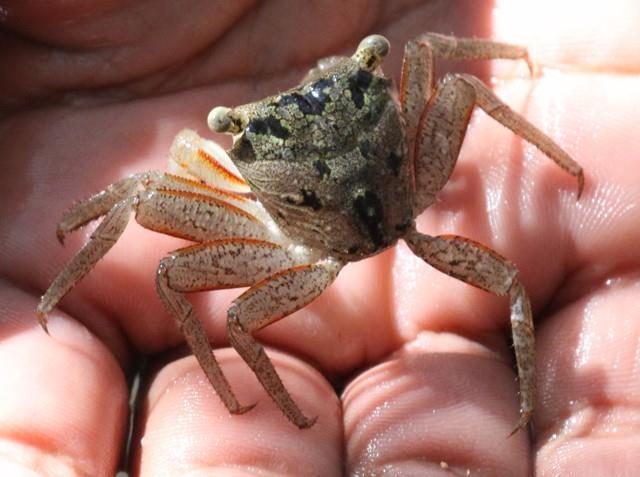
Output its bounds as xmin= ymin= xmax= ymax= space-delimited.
xmin=1 ymin=1 xmax=639 ymax=475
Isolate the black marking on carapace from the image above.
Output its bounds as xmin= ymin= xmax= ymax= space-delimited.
xmin=358 ymin=138 xmax=372 ymax=159
xmin=355 ymin=69 xmax=373 ymax=90
xmin=309 ymin=77 xmax=333 ymax=102
xmin=348 ymin=81 xmax=364 ymax=109
xmin=265 ymin=116 xmax=290 ymax=139
xmin=234 ymin=135 xmax=256 ymax=161
xmin=280 ymin=91 xmax=327 ymax=115
xmin=247 ymin=116 xmax=290 ymax=139
xmin=300 ymin=189 xmax=322 ymax=210
xmin=313 ymin=159 xmax=331 ymax=179
xmin=386 ymin=150 xmax=403 ymax=175
xmin=353 ymin=190 xmax=385 ymax=246
xmin=347 ymin=69 xmax=373 ymax=109
xmin=246 ymin=118 xmax=268 ymax=135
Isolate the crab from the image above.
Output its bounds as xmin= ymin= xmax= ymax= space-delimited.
xmin=37 ymin=33 xmax=583 ymax=433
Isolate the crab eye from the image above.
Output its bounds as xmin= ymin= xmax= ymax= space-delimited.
xmin=208 ymin=106 xmax=232 ymax=132
xmin=354 ymin=34 xmax=390 ymax=71
xmin=207 ymin=106 xmax=246 ymax=134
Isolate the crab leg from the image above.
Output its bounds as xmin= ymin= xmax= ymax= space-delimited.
xmin=38 ymin=175 xmax=276 ymax=331
xmin=55 ymin=173 xmax=152 ymax=243
xmin=227 ymin=259 xmax=342 ymax=428
xmin=410 ymin=73 xmax=584 ymax=213
xmin=37 ymin=196 xmax=136 ymax=329
xmin=400 ymin=33 xmax=532 ymax=146
xmin=458 ymin=73 xmax=584 ymax=195
xmin=156 ymin=238 xmax=311 ymax=416
xmin=54 ymin=169 xmax=262 ymax=244
xmin=411 ymin=75 xmax=476 ymax=212
xmin=405 ymin=230 xmax=534 ymax=433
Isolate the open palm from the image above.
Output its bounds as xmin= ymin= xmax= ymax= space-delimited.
xmin=1 ymin=1 xmax=638 ymax=475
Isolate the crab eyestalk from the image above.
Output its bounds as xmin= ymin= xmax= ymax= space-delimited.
xmin=208 ymin=106 xmax=246 ymax=134
xmin=353 ymin=34 xmax=390 ymax=71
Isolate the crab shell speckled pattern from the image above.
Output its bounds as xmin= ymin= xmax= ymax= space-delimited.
xmin=229 ymin=59 xmax=413 ymax=260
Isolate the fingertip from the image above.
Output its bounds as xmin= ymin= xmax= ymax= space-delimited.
xmin=535 ymin=277 xmax=640 ymax=474
xmin=343 ymin=332 xmax=531 ymax=476
xmin=493 ymin=0 xmax=640 ymax=72
xmin=136 ymin=349 xmax=342 ymax=475
xmin=0 ymin=290 xmax=128 ymax=476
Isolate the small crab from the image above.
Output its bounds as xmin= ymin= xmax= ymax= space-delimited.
xmin=38 ymin=33 xmax=583 ymax=433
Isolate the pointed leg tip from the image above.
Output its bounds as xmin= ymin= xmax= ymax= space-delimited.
xmin=576 ymin=171 xmax=585 ymax=200
xmin=507 ymin=410 xmax=533 ymax=438
xmin=56 ymin=228 xmax=66 ymax=245
xmin=233 ymin=403 xmax=257 ymax=415
xmin=296 ymin=415 xmax=318 ymax=430
xmin=525 ymin=56 xmax=537 ymax=78
xmin=36 ymin=311 xmax=50 ymax=335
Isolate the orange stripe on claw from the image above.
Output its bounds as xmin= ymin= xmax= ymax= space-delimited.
xmin=165 ymin=173 xmax=249 ymax=201
xmin=197 ymin=149 xmax=247 ymax=186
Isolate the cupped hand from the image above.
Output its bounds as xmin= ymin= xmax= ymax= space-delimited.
xmin=1 ymin=1 xmax=638 ymax=475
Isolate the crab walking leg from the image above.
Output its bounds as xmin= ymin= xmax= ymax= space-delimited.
xmin=411 ymin=74 xmax=584 ymax=213
xmin=55 ymin=173 xmax=151 ymax=243
xmin=38 ymin=178 xmax=276 ymax=331
xmin=405 ymin=230 xmax=535 ymax=433
xmin=412 ymin=75 xmax=476 ymax=212
xmin=400 ymin=33 xmax=532 ymax=145
xmin=55 ymin=170 xmax=264 ymax=244
xmin=458 ymin=73 xmax=584 ymax=196
xmin=414 ymin=32 xmax=533 ymax=70
xmin=226 ymin=259 xmax=343 ymax=428
xmin=37 ymin=197 xmax=136 ymax=330
xmin=156 ymin=238 xmax=309 ymax=416
xmin=157 ymin=271 xmax=251 ymax=415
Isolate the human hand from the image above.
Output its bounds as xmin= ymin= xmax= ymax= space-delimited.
xmin=1 ymin=1 xmax=638 ymax=475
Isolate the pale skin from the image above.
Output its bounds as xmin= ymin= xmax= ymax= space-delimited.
xmin=1 ymin=1 xmax=639 ymax=476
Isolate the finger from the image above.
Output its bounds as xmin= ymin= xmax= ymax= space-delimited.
xmin=0 ymin=1 xmax=254 ymax=105
xmin=343 ymin=332 xmax=530 ymax=476
xmin=488 ymin=2 xmax=640 ymax=474
xmin=0 ymin=286 xmax=127 ymax=475
xmin=134 ymin=348 xmax=342 ymax=476
xmin=535 ymin=277 xmax=640 ymax=474
xmin=493 ymin=0 xmax=640 ymax=73
xmin=0 ymin=1 xmax=381 ymax=107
